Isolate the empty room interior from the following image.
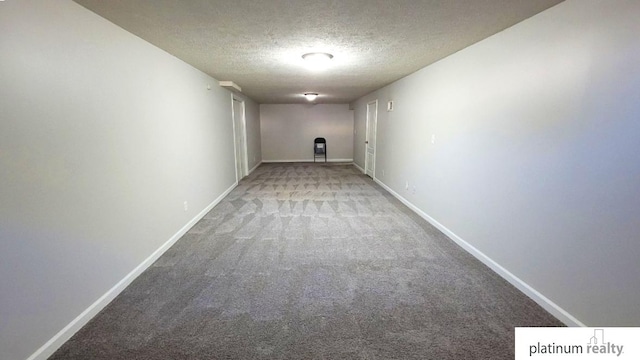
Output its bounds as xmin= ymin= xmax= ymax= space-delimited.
xmin=2 ymin=0 xmax=640 ymax=359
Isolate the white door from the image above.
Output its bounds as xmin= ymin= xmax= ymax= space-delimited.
xmin=365 ymin=100 xmax=378 ymax=178
xmin=232 ymin=97 xmax=248 ymax=181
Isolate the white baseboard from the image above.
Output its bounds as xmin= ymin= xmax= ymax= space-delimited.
xmin=26 ymin=182 xmax=237 ymax=360
xmin=248 ymin=161 xmax=262 ymax=175
xmin=372 ymin=177 xmax=586 ymax=328
xmin=352 ymin=162 xmax=365 ymax=174
xmin=262 ymin=159 xmax=354 ymax=163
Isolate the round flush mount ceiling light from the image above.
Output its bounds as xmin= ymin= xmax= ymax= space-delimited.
xmin=304 ymin=93 xmax=319 ymax=101
xmin=302 ymin=52 xmax=334 ymax=70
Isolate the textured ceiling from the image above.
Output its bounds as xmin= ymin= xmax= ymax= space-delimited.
xmin=74 ymin=0 xmax=563 ymax=104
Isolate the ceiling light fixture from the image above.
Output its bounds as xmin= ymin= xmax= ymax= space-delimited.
xmin=304 ymin=93 xmax=318 ymax=101
xmin=302 ymin=52 xmax=334 ymax=70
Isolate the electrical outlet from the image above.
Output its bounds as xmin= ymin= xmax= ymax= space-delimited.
xmin=382 ymin=170 xmax=385 ymax=177
xmin=183 ymin=201 xmax=188 ymax=211
xmin=431 ymin=134 xmax=436 ymax=144
xmin=412 ymin=185 xmax=416 ymax=194
xmin=405 ymin=181 xmax=409 ymax=190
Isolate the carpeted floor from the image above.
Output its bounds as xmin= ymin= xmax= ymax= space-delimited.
xmin=50 ymin=163 xmax=562 ymax=360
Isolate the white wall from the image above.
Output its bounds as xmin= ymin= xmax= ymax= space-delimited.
xmin=0 ymin=1 xmax=257 ymax=359
xmin=261 ymin=104 xmax=354 ymax=162
xmin=353 ymin=0 xmax=640 ymax=326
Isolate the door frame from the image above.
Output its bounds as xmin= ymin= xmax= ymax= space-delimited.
xmin=231 ymin=95 xmax=248 ymax=182
xmin=364 ymin=100 xmax=378 ymax=178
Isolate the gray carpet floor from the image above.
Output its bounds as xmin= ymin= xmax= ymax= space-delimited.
xmin=50 ymin=163 xmax=562 ymax=360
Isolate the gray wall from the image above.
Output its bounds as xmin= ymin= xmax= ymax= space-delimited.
xmin=261 ymin=104 xmax=354 ymax=162
xmin=353 ymin=0 xmax=640 ymax=326
xmin=0 ymin=1 xmax=258 ymax=359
